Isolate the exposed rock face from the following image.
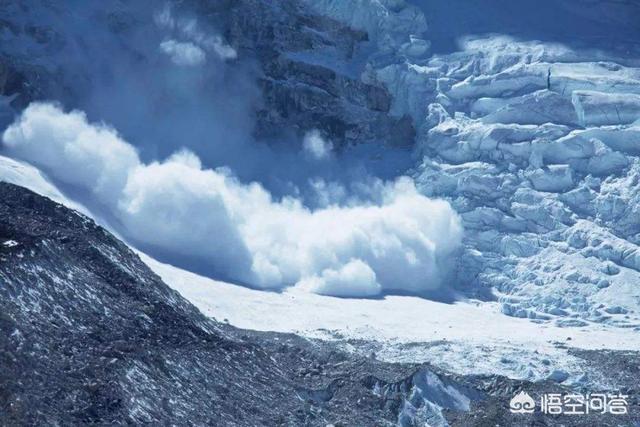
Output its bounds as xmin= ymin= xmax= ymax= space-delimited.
xmin=225 ymin=0 xmax=415 ymax=145
xmin=0 ymin=0 xmax=415 ymax=146
xmin=0 ymin=182 xmax=276 ymax=424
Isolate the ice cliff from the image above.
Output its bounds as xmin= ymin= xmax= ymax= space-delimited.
xmin=305 ymin=0 xmax=640 ymax=328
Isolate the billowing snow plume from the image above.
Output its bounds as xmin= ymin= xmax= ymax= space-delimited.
xmin=302 ymin=130 xmax=333 ymax=160
xmin=155 ymin=4 xmax=237 ymax=63
xmin=160 ymin=40 xmax=206 ymax=66
xmin=2 ymin=103 xmax=462 ymax=296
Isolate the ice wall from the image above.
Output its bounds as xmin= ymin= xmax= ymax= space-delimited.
xmin=309 ymin=0 xmax=640 ymax=328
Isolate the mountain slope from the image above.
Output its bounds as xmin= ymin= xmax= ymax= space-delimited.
xmin=0 ymin=182 xmax=286 ymax=424
xmin=0 ymin=0 xmax=413 ymax=149
xmin=0 ymin=182 xmax=473 ymax=426
xmin=300 ymin=0 xmax=640 ymax=325
xmin=3 ymin=0 xmax=638 ymax=317
xmin=1 ymin=0 xmax=640 ymax=424
xmin=1 ymin=182 xmax=638 ymax=426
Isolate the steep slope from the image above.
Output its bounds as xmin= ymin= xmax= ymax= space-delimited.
xmin=0 ymin=182 xmax=290 ymax=424
xmin=405 ymin=39 xmax=640 ymax=327
xmin=0 ymin=182 xmax=638 ymax=426
xmin=0 ymin=0 xmax=638 ymax=322
xmin=2 ymin=181 xmax=639 ymax=426
xmin=0 ymin=0 xmax=413 ymax=149
xmin=0 ymin=182 xmax=476 ymax=426
xmin=1 ymin=0 xmax=640 ymax=421
xmin=1 ymin=148 xmax=638 ymax=397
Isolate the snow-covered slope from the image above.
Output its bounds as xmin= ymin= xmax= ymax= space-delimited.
xmin=6 ymin=181 xmax=500 ymax=426
xmin=146 ymin=254 xmax=640 ymax=389
xmin=1 ymin=0 xmax=638 ymax=322
xmin=8 ymin=183 xmax=638 ymax=426
xmin=409 ymin=42 xmax=640 ymax=328
xmin=1 ymin=156 xmax=636 ymax=391
xmin=0 ymin=155 xmax=89 ymax=215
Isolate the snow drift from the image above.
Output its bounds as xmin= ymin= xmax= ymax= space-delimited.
xmin=2 ymin=102 xmax=463 ymax=296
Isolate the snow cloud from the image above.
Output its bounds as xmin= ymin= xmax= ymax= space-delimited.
xmin=160 ymin=40 xmax=206 ymax=66
xmin=155 ymin=4 xmax=236 ymax=64
xmin=296 ymin=259 xmax=381 ymax=297
xmin=2 ymin=103 xmax=463 ymax=297
xmin=303 ymin=130 xmax=333 ymax=160
xmin=2 ymin=103 xmax=138 ymax=205
xmin=207 ymin=36 xmax=238 ymax=61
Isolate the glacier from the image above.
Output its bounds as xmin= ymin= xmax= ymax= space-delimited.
xmin=4 ymin=152 xmax=639 ymax=393
xmin=297 ymin=0 xmax=640 ymax=330
xmin=147 ymin=251 xmax=640 ymax=388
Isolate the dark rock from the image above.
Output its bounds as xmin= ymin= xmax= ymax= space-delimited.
xmin=0 ymin=0 xmax=415 ymax=147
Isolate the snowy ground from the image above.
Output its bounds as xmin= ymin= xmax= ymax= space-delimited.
xmin=145 ymin=254 xmax=640 ymax=388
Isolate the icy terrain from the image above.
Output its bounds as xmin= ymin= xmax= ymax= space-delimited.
xmin=148 ymin=253 xmax=640 ymax=390
xmin=7 ymin=182 xmax=639 ymax=426
xmin=0 ymin=1 xmax=639 ymax=413
xmin=3 ymin=0 xmax=637 ymax=319
xmin=297 ymin=0 xmax=640 ymax=329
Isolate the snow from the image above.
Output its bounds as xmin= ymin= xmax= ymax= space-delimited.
xmin=480 ymin=90 xmax=579 ymax=126
xmin=300 ymin=0 xmax=427 ymax=51
xmin=2 ymin=240 xmax=18 ymax=248
xmin=572 ymin=90 xmax=640 ymax=127
xmin=527 ymin=164 xmax=574 ymax=193
xmin=397 ymin=369 xmax=472 ymax=427
xmin=0 ymin=155 xmax=90 ymax=216
xmin=159 ymin=40 xmax=206 ymax=66
xmin=301 ymin=0 xmax=640 ymax=326
xmin=3 ymin=0 xmax=637 ymax=317
xmin=0 ymin=0 xmax=639 ymax=391
xmin=302 ymin=130 xmax=333 ymax=160
xmin=2 ymin=104 xmax=463 ymax=297
xmin=296 ymin=259 xmax=381 ymax=297
xmin=144 ymin=254 xmax=640 ymax=385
